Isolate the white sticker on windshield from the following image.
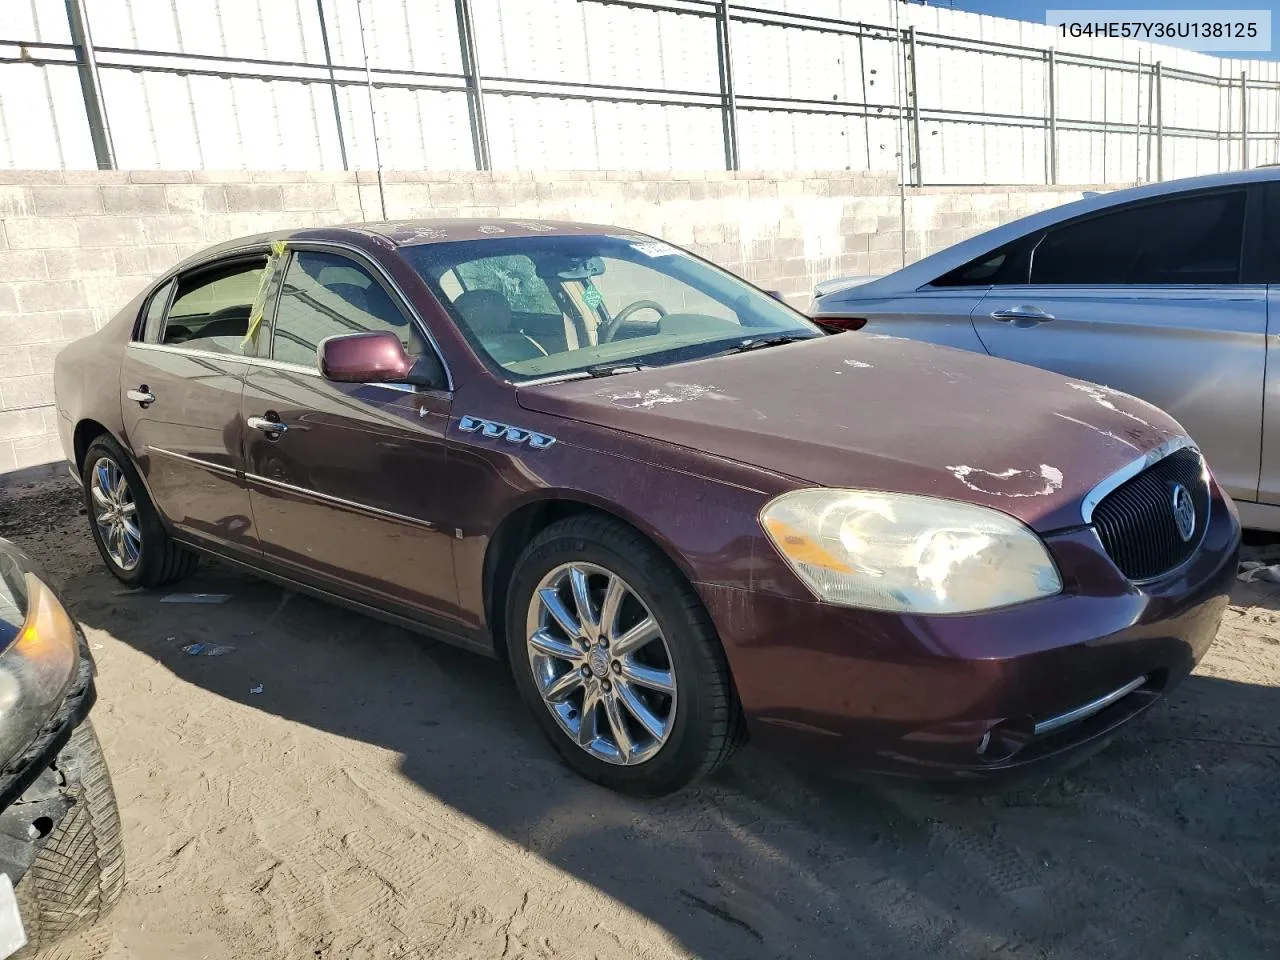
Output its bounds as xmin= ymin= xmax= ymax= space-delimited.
xmin=632 ymin=240 xmax=677 ymax=258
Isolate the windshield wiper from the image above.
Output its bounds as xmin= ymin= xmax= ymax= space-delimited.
xmin=585 ymin=363 xmax=646 ymax=377
xmin=726 ymin=335 xmax=809 ymax=354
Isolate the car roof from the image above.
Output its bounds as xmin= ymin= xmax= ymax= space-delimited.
xmin=823 ymin=167 xmax=1280 ymax=302
xmin=165 ymin=219 xmax=650 ymax=277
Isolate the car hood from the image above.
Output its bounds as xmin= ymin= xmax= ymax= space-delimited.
xmin=516 ymin=335 xmax=1185 ymax=532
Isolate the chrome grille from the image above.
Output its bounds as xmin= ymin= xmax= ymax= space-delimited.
xmin=1091 ymin=448 xmax=1209 ymax=581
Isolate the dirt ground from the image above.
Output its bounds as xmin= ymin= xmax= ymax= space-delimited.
xmin=1 ymin=477 xmax=1277 ymax=960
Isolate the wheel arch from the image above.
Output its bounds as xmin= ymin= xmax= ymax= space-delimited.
xmin=72 ymin=419 xmax=113 ymax=472
xmin=481 ymin=492 xmax=701 ymax=660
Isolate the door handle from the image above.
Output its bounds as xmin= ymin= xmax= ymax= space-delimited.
xmin=990 ymin=305 xmax=1055 ymax=324
xmin=126 ymin=387 xmax=155 ymax=406
xmin=246 ymin=415 xmax=288 ymax=437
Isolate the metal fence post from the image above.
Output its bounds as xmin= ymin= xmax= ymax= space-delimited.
xmin=1155 ymin=61 xmax=1163 ymax=180
xmin=906 ymin=26 xmax=922 ymax=186
xmin=1046 ymin=48 xmax=1057 ymax=185
xmin=64 ymin=0 xmax=116 ymax=169
xmin=454 ymin=0 xmax=491 ymax=171
xmin=315 ymin=0 xmax=349 ymax=171
xmin=715 ymin=1 xmax=740 ymax=171
xmin=1241 ymin=70 xmax=1249 ymax=169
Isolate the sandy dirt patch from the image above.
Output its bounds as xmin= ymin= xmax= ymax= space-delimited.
xmin=1 ymin=477 xmax=1277 ymax=959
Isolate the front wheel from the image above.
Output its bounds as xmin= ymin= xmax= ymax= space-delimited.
xmin=506 ymin=514 xmax=744 ymax=795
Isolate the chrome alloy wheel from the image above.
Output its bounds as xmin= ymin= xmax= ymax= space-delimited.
xmin=525 ymin=562 xmax=677 ymax=765
xmin=90 ymin=457 xmax=141 ymax=571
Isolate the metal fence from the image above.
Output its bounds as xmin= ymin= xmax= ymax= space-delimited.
xmin=2 ymin=0 xmax=1278 ymax=184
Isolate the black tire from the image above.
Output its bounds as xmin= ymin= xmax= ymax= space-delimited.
xmin=14 ymin=720 xmax=125 ymax=956
xmin=82 ymin=435 xmax=197 ymax=588
xmin=505 ymin=514 xmax=745 ymax=796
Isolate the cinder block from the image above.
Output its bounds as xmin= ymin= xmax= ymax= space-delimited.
xmin=128 ymin=170 xmax=193 ymax=184
xmin=81 ymin=277 xmax=148 ymax=315
xmin=142 ymin=216 xmax=204 ymax=244
xmin=0 ymin=251 xmax=46 ymax=281
xmin=0 ymin=409 xmax=46 ymax=442
xmin=15 ymin=280 xmax=88 ymax=313
xmin=164 ymin=185 xmax=229 ymax=215
xmin=76 ymin=217 xmax=146 ymax=247
xmin=113 ymin=247 xmax=150 ymax=276
xmin=225 ymin=184 xmax=283 ymax=212
xmin=190 ymin=171 xmax=253 ymax=184
xmin=0 ymin=186 xmax=31 ymax=217
xmin=102 ymin=185 xmax=168 ymax=215
xmin=6 ymin=219 xmax=78 ymax=249
xmin=61 ymin=170 xmax=129 ymax=185
xmin=0 ymin=346 xmax=33 ymax=378
xmin=250 ymin=170 xmax=304 ymax=183
xmin=26 ymin=341 xmax=63 ymax=375
xmin=30 ymin=186 xmax=103 ymax=217
xmin=0 ymin=441 xmax=14 ymax=473
xmin=58 ymin=310 xmax=98 ymax=339
xmin=1 ymin=375 xmax=54 ymax=410
xmin=43 ymin=248 xmax=115 ymax=279
xmin=281 ymin=183 xmax=337 ymax=211
xmin=11 ymin=434 xmax=60 ymax=470
xmin=0 ymin=287 xmax=16 ymax=316
xmin=426 ymin=182 xmax=472 ymax=207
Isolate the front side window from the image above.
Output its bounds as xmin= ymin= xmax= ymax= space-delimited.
xmin=403 ymin=235 xmax=818 ymax=380
xmin=1030 ymin=191 xmax=1246 ymax=285
xmin=271 ymin=251 xmax=423 ymax=369
xmin=163 ymin=258 xmax=268 ymax=353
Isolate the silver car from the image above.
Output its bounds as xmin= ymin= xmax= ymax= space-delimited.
xmin=812 ymin=169 xmax=1279 ymax=531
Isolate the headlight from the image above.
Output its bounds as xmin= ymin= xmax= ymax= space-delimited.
xmin=760 ymin=489 xmax=1062 ymax=614
xmin=0 ymin=573 xmax=80 ymax=760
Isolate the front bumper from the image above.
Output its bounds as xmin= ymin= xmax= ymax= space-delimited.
xmin=0 ymin=625 xmax=96 ymax=885
xmin=699 ymin=486 xmax=1240 ymax=784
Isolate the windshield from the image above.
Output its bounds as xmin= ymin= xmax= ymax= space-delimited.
xmin=401 ymin=234 xmax=820 ymax=381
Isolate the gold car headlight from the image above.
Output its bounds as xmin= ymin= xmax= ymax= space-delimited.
xmin=0 ymin=574 xmax=80 ymax=758
xmin=760 ymin=489 xmax=1063 ymax=614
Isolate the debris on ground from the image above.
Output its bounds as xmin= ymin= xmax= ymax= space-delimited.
xmin=162 ymin=593 xmax=233 ymax=604
xmin=1238 ymin=561 xmax=1280 ymax=584
xmin=249 ymin=684 xmax=263 ymax=694
xmin=182 ymin=642 xmax=236 ymax=657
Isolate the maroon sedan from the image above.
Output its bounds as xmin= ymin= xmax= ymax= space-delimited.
xmin=53 ymin=220 xmax=1239 ymax=795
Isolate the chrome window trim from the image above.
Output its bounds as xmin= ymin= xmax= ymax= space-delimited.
xmin=244 ymin=472 xmax=437 ymax=531
xmin=1079 ymin=435 xmax=1199 ymax=524
xmin=127 ymin=341 xmax=322 ymax=377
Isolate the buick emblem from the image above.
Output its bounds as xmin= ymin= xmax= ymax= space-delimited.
xmin=1171 ymin=483 xmax=1196 ymax=542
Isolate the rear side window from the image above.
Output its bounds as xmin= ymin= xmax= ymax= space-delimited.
xmin=140 ymin=279 xmax=174 ymax=343
xmin=932 ymin=235 xmax=1038 ymax=287
xmin=271 ymin=251 xmax=422 ymax=368
xmin=163 ymin=259 xmax=268 ymax=353
xmin=1030 ymin=191 xmax=1246 ymax=285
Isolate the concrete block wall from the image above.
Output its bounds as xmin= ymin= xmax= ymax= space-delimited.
xmin=0 ymin=169 xmax=1094 ymax=478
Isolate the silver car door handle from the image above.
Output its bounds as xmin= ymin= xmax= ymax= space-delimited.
xmin=125 ymin=388 xmax=155 ymax=405
xmin=990 ymin=305 xmax=1055 ymax=323
xmin=246 ymin=416 xmax=288 ymax=435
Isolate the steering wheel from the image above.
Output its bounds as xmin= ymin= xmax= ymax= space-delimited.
xmin=598 ymin=299 xmax=668 ymax=343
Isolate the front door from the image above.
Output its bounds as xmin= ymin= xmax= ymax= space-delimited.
xmin=119 ymin=253 xmax=273 ymax=559
xmin=971 ymin=186 xmax=1266 ymax=505
xmin=240 ymin=247 xmax=463 ymax=626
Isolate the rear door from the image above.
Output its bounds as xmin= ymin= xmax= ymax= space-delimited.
xmin=240 ymin=245 xmax=464 ymax=627
xmin=119 ymin=251 xmax=273 ymax=559
xmin=972 ymin=186 xmax=1266 ymax=505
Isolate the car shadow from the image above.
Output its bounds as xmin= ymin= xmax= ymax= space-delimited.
xmin=43 ymin=555 xmax=1280 ymax=958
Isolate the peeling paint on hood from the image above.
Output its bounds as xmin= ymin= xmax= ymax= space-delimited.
xmin=517 ymin=335 xmax=1185 ymax=532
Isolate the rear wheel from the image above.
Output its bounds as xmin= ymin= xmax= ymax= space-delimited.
xmin=506 ymin=514 xmax=744 ymax=795
xmin=82 ymin=435 xmax=197 ymax=588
